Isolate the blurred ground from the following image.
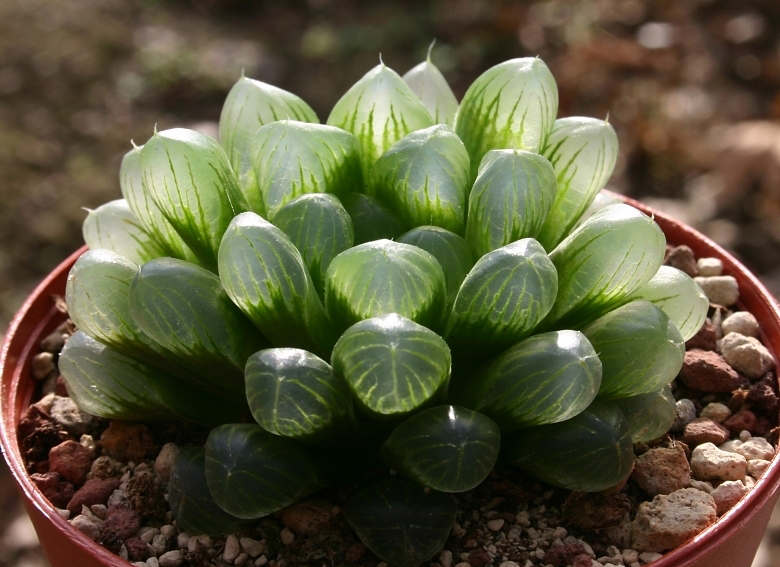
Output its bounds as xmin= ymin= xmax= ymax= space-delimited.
xmin=2 ymin=0 xmax=780 ymax=566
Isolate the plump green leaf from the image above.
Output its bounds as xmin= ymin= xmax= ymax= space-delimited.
xmin=583 ymin=300 xmax=685 ymax=400
xmin=66 ymin=249 xmax=161 ymax=359
xmin=627 ymin=266 xmax=709 ymax=342
xmin=381 ymin=405 xmax=500 ymax=492
xmin=398 ymin=226 xmax=474 ymax=307
xmin=345 ymin=479 xmax=457 ymax=567
xmin=273 ymin=193 xmax=354 ymax=297
xmin=325 ymin=240 xmax=446 ymax=334
xmin=120 ymin=144 xmax=197 ymax=262
xmin=457 ymin=330 xmax=601 ymax=431
xmin=327 ymin=63 xmax=434 ymax=180
xmin=245 ymin=348 xmax=357 ymax=445
xmin=455 ymin=57 xmax=558 ymax=179
xmin=574 ymin=189 xmax=624 ymax=228
xmin=59 ymin=331 xmax=245 ymax=426
xmin=371 ymin=125 xmax=470 ymax=234
xmin=250 ymin=120 xmax=363 ymax=219
xmin=204 ymin=424 xmax=322 ymax=519
xmin=331 ymin=314 xmax=451 ymax=420
xmin=82 ymin=199 xmax=165 ymax=265
xmin=140 ymin=128 xmax=245 ymax=271
xmin=502 ymin=401 xmax=634 ymax=492
xmin=544 ymin=204 xmax=666 ymax=329
xmin=220 ymin=76 xmax=319 ymax=200
xmin=537 ymin=117 xmax=619 ymax=250
xmin=445 ymin=239 xmax=557 ymax=359
xmin=465 ymin=150 xmax=557 ymax=257
xmin=168 ymin=448 xmax=246 ymax=536
xmin=403 ymin=54 xmax=459 ymax=127
xmin=341 ymin=193 xmax=404 ymax=245
xmin=129 ymin=258 xmax=267 ymax=399
xmin=609 ymin=386 xmax=676 ymax=443
xmin=218 ymin=212 xmax=336 ymax=357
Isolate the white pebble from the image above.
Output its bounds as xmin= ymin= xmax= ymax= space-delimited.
xmin=720 ymin=332 xmax=774 ymax=379
xmin=160 ymin=525 xmax=177 ymax=539
xmin=139 ymin=527 xmax=159 ymax=544
xmin=691 ymin=442 xmax=747 ymax=481
xmin=70 ymin=515 xmax=99 ymax=541
xmin=224 ymin=534 xmax=240 ymax=563
xmin=722 ymin=312 xmax=759 ymax=338
xmin=280 ymin=527 xmax=295 ymax=545
xmin=234 ymin=553 xmax=249 ymax=567
xmin=187 ymin=535 xmax=212 ymax=553
xmin=147 ymin=558 xmax=159 ymax=567
xmin=255 ymin=557 xmax=268 ymax=567
xmin=697 ymin=257 xmax=723 ymax=277
xmin=748 ymin=459 xmax=771 ymax=478
xmin=700 ymin=402 xmax=731 ymax=423
xmin=515 ymin=511 xmax=530 ymax=527
xmin=689 ymin=479 xmax=715 ymax=493
xmin=454 ymin=563 xmax=471 ymax=567
xmin=176 ymin=532 xmax=190 ymax=549
xmin=56 ymin=508 xmax=70 ymax=520
xmin=439 ymin=550 xmax=453 ymax=567
xmin=499 ymin=562 xmax=520 ymax=567
xmin=240 ymin=537 xmax=265 ymax=558
xmin=152 ymin=534 xmax=168 ymax=556
xmin=155 ymin=443 xmax=180 ymax=483
xmin=487 ymin=518 xmax=505 ymax=531
xmin=639 ymin=551 xmax=664 ymax=563
xmin=622 ymin=549 xmax=639 ymax=563
xmin=740 ymin=430 xmax=753 ymax=442
xmin=710 ymin=480 xmax=748 ymax=515
xmin=694 ymin=276 xmax=739 ymax=306
xmin=735 ymin=437 xmax=775 ymax=461
xmin=158 ymin=550 xmax=184 ymax=567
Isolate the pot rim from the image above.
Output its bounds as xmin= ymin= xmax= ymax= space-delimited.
xmin=1 ymin=197 xmax=779 ymax=567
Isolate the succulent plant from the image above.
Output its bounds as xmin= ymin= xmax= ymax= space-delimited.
xmin=60 ymin=53 xmax=709 ymax=567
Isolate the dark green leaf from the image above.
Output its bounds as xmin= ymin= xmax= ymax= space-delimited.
xmin=169 ymin=448 xmax=246 ymax=536
xmin=583 ymin=300 xmax=685 ymax=400
xmin=455 ymin=58 xmax=558 ymax=179
xmin=371 ymin=125 xmax=470 ymax=235
xmin=245 ymin=348 xmax=357 ymax=445
xmin=345 ymin=479 xmax=457 ymax=567
xmin=273 ymin=193 xmax=354 ymax=297
xmin=250 ymin=120 xmax=362 ymax=219
xmin=204 ymin=424 xmax=322 ymax=519
xmin=331 ymin=314 xmax=451 ymax=420
xmin=537 ymin=117 xmax=619 ymax=250
xmin=218 ymin=212 xmax=337 ymax=357
xmin=397 ymin=226 xmax=474 ymax=307
xmin=220 ymin=77 xmax=319 ymax=202
xmin=465 ymin=150 xmax=557 ymax=257
xmin=82 ymin=199 xmax=165 ymax=265
xmin=381 ymin=405 xmax=500 ymax=492
xmin=120 ymin=144 xmax=196 ymax=262
xmin=445 ymin=239 xmax=557 ymax=360
xmin=327 ymin=63 xmax=434 ymax=181
xmin=140 ymin=128 xmax=245 ymax=271
xmin=458 ymin=331 xmax=601 ymax=431
xmin=59 ymin=331 xmax=245 ymax=426
xmin=502 ymin=401 xmax=634 ymax=492
xmin=129 ymin=258 xmax=267 ymax=399
xmin=544 ymin=204 xmax=666 ymax=329
xmin=609 ymin=386 xmax=676 ymax=443
xmin=325 ymin=240 xmax=446 ymax=334
xmin=342 ymin=192 xmax=405 ymax=245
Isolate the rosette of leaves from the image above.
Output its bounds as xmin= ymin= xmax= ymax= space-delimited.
xmin=60 ymin=52 xmax=711 ymax=567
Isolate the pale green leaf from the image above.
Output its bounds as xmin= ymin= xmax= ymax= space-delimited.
xmin=402 ymin=56 xmax=459 ymax=128
xmin=82 ymin=199 xmax=165 ymax=265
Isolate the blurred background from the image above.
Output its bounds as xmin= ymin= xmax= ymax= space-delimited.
xmin=2 ymin=0 xmax=780 ymax=565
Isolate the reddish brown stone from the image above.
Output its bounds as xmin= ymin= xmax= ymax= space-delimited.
xmin=631 ymin=445 xmax=691 ymax=496
xmin=104 ymin=506 xmax=142 ymax=541
xmin=563 ymin=492 xmax=632 ymax=531
xmin=30 ymin=472 xmax=75 ymax=509
xmin=281 ymin=499 xmax=333 ymax=535
xmin=679 ymin=350 xmax=742 ymax=393
xmin=125 ymin=537 xmax=149 ymax=561
xmin=685 ymin=319 xmax=717 ymax=351
xmin=572 ymin=554 xmax=594 ymax=567
xmin=67 ymin=477 xmax=121 ymax=514
xmin=55 ymin=375 xmax=69 ymax=397
xmin=683 ymin=418 xmax=730 ymax=446
xmin=344 ymin=543 xmax=365 ymax=563
xmin=49 ymin=440 xmax=93 ymax=486
xmin=723 ymin=410 xmax=757 ymax=435
xmin=100 ymin=421 xmax=154 ymax=462
xmin=666 ymin=245 xmax=698 ymax=277
xmin=126 ymin=473 xmax=166 ymax=517
xmin=467 ymin=549 xmax=491 ymax=567
xmin=748 ymin=373 xmax=778 ymax=412
xmin=544 ymin=543 xmax=589 ymax=567
xmin=755 ymin=417 xmax=772 ymax=437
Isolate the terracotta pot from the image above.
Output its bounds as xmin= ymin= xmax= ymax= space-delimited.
xmin=1 ymin=201 xmax=779 ymax=567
